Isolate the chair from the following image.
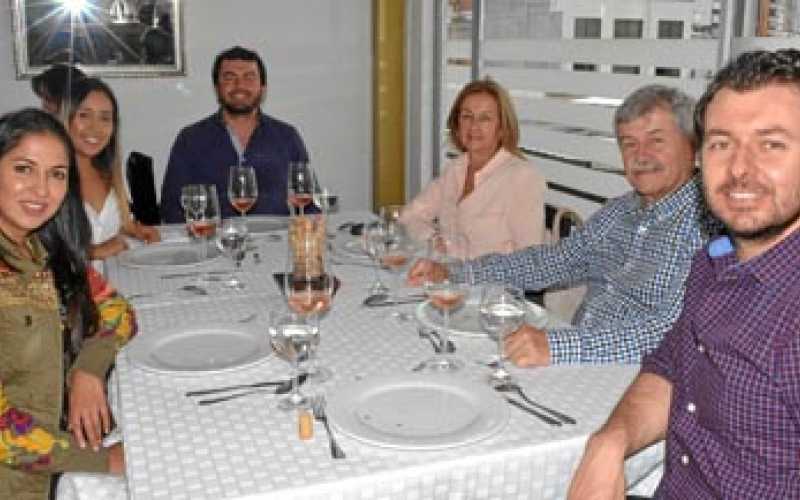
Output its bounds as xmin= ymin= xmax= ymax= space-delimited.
xmin=125 ymin=151 xmax=161 ymax=225
xmin=543 ymin=206 xmax=587 ymax=324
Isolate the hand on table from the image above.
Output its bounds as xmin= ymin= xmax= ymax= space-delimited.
xmin=406 ymin=258 xmax=448 ymax=286
xmin=107 ymin=443 xmax=126 ymax=474
xmin=68 ymin=369 xmax=112 ymax=451
xmin=90 ymin=236 xmax=129 ymax=259
xmin=131 ymin=222 xmax=161 ymax=244
xmin=505 ymin=324 xmax=551 ymax=367
xmin=567 ymin=433 xmax=627 ymax=500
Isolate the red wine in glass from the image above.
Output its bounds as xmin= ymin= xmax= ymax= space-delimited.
xmin=288 ymin=192 xmax=313 ymax=209
xmin=231 ymin=196 xmax=256 ymax=215
xmin=189 ymin=220 xmax=217 ymax=238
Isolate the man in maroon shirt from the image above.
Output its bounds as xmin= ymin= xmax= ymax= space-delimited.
xmin=568 ymin=49 xmax=800 ymax=499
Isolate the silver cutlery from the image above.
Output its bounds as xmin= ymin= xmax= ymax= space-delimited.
xmin=127 ymin=285 xmax=207 ymax=300
xmin=494 ymin=382 xmax=576 ymax=425
xmin=186 ymin=373 xmax=307 ymax=398
xmin=196 ymin=382 xmax=297 ymax=406
xmin=418 ymin=327 xmax=443 ymax=353
xmin=312 ymin=395 xmax=346 ymax=459
xmin=363 ymin=293 xmax=427 ymax=307
xmin=504 ymin=397 xmax=562 ymax=426
xmin=424 ymin=328 xmax=456 ymax=353
xmin=160 ymin=270 xmax=228 ymax=280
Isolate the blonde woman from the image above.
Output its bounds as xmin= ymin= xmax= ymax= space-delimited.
xmin=400 ymin=79 xmax=545 ymax=258
xmin=65 ymin=77 xmax=159 ymax=260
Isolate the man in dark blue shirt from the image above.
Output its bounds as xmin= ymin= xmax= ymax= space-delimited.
xmin=160 ymin=46 xmax=308 ymax=222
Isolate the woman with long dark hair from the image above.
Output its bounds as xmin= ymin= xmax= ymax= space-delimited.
xmin=64 ymin=77 xmax=159 ymax=260
xmin=0 ymin=108 xmax=135 ymax=499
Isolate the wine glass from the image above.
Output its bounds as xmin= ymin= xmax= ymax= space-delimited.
xmin=182 ymin=184 xmax=208 ymax=259
xmin=186 ymin=185 xmax=220 ymax=261
xmin=479 ymin=283 xmax=526 ymax=383
xmin=287 ymin=161 xmax=314 ymax=216
xmin=217 ymin=218 xmax=248 ymax=289
xmin=420 ymin=232 xmax=470 ymax=372
xmin=228 ymin=165 xmax=258 ymax=222
xmin=363 ymin=222 xmax=390 ymax=295
xmin=269 ymin=308 xmax=317 ymax=411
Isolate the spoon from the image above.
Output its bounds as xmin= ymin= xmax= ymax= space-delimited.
xmin=494 ymin=382 xmax=576 ymax=424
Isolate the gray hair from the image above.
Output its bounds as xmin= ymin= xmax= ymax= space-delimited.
xmin=614 ymin=84 xmax=697 ymax=148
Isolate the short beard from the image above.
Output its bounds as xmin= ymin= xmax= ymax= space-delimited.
xmin=728 ymin=214 xmax=800 ymax=242
xmin=216 ymin=89 xmax=263 ymax=116
xmin=221 ymin=101 xmax=258 ymax=116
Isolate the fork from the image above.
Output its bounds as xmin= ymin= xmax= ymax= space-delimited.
xmin=427 ymin=328 xmax=456 ymax=353
xmin=312 ymin=396 xmax=346 ymax=459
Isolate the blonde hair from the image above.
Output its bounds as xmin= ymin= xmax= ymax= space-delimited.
xmin=446 ymin=78 xmax=522 ymax=158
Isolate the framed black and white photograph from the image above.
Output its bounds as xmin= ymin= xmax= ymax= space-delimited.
xmin=11 ymin=0 xmax=184 ymax=78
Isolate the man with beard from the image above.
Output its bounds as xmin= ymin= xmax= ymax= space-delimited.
xmin=160 ymin=46 xmax=308 ymax=222
xmin=409 ymin=84 xmax=714 ymax=365
xmin=567 ymin=49 xmax=800 ymax=499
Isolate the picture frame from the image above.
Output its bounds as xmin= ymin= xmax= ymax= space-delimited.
xmin=10 ymin=0 xmax=185 ymax=78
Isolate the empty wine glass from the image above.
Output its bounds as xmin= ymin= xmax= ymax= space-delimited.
xmin=363 ymin=222 xmax=389 ymax=295
xmin=217 ymin=218 xmax=248 ymax=289
xmin=420 ymin=232 xmax=470 ymax=372
xmin=479 ymin=283 xmax=526 ymax=382
xmin=228 ymin=165 xmax=258 ymax=222
xmin=269 ymin=308 xmax=317 ymax=411
xmin=287 ymin=161 xmax=314 ymax=216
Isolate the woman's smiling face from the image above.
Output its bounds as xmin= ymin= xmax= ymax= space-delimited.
xmin=0 ymin=132 xmax=69 ymax=243
xmin=69 ymin=89 xmax=115 ymax=160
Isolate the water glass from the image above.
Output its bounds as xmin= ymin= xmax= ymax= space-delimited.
xmin=479 ymin=284 xmax=526 ymax=382
xmin=217 ymin=218 xmax=248 ymax=289
xmin=269 ymin=309 xmax=317 ymax=411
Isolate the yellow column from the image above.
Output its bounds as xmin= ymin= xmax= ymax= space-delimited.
xmin=373 ymin=0 xmax=406 ymax=211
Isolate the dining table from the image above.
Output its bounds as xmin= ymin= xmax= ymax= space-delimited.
xmin=56 ymin=211 xmax=664 ymax=500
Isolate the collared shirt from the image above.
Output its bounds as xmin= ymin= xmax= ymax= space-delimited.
xmin=463 ymin=177 xmax=709 ymax=364
xmin=642 ymin=232 xmax=800 ymax=499
xmin=400 ymin=148 xmax=546 ymax=258
xmin=160 ymin=111 xmax=308 ymax=223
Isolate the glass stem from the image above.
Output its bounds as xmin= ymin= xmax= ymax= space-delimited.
xmin=496 ymin=330 xmax=506 ymax=374
xmin=441 ymin=309 xmax=450 ymax=354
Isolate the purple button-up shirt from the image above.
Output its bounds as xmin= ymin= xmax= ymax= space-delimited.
xmin=642 ymin=231 xmax=800 ymax=498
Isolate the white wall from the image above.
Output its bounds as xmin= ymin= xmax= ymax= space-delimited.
xmin=0 ymin=0 xmax=373 ymax=210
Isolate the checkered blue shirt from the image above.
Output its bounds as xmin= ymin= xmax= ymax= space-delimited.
xmin=463 ymin=178 xmax=709 ymax=364
xmin=643 ymin=231 xmax=800 ymax=498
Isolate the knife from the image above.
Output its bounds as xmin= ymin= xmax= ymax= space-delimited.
xmin=505 ymin=397 xmax=562 ymax=426
xmin=186 ymin=373 xmax=308 ymax=397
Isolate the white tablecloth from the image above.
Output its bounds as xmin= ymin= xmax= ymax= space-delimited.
xmin=59 ymin=212 xmax=663 ymax=499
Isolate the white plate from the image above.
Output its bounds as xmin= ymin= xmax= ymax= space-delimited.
xmin=118 ymin=242 xmax=221 ymax=268
xmin=126 ymin=322 xmax=272 ymax=375
xmin=244 ymin=216 xmax=289 ymax=234
xmin=327 ymin=374 xmax=508 ymax=450
xmin=416 ymin=293 xmax=548 ymax=338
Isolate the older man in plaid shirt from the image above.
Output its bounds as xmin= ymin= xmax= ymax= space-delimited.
xmin=410 ymin=84 xmax=714 ymax=366
xmin=569 ymin=49 xmax=800 ymax=499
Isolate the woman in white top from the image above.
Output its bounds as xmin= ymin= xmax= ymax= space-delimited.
xmin=400 ymin=78 xmax=546 ymax=258
xmin=65 ymin=78 xmax=159 ymax=259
